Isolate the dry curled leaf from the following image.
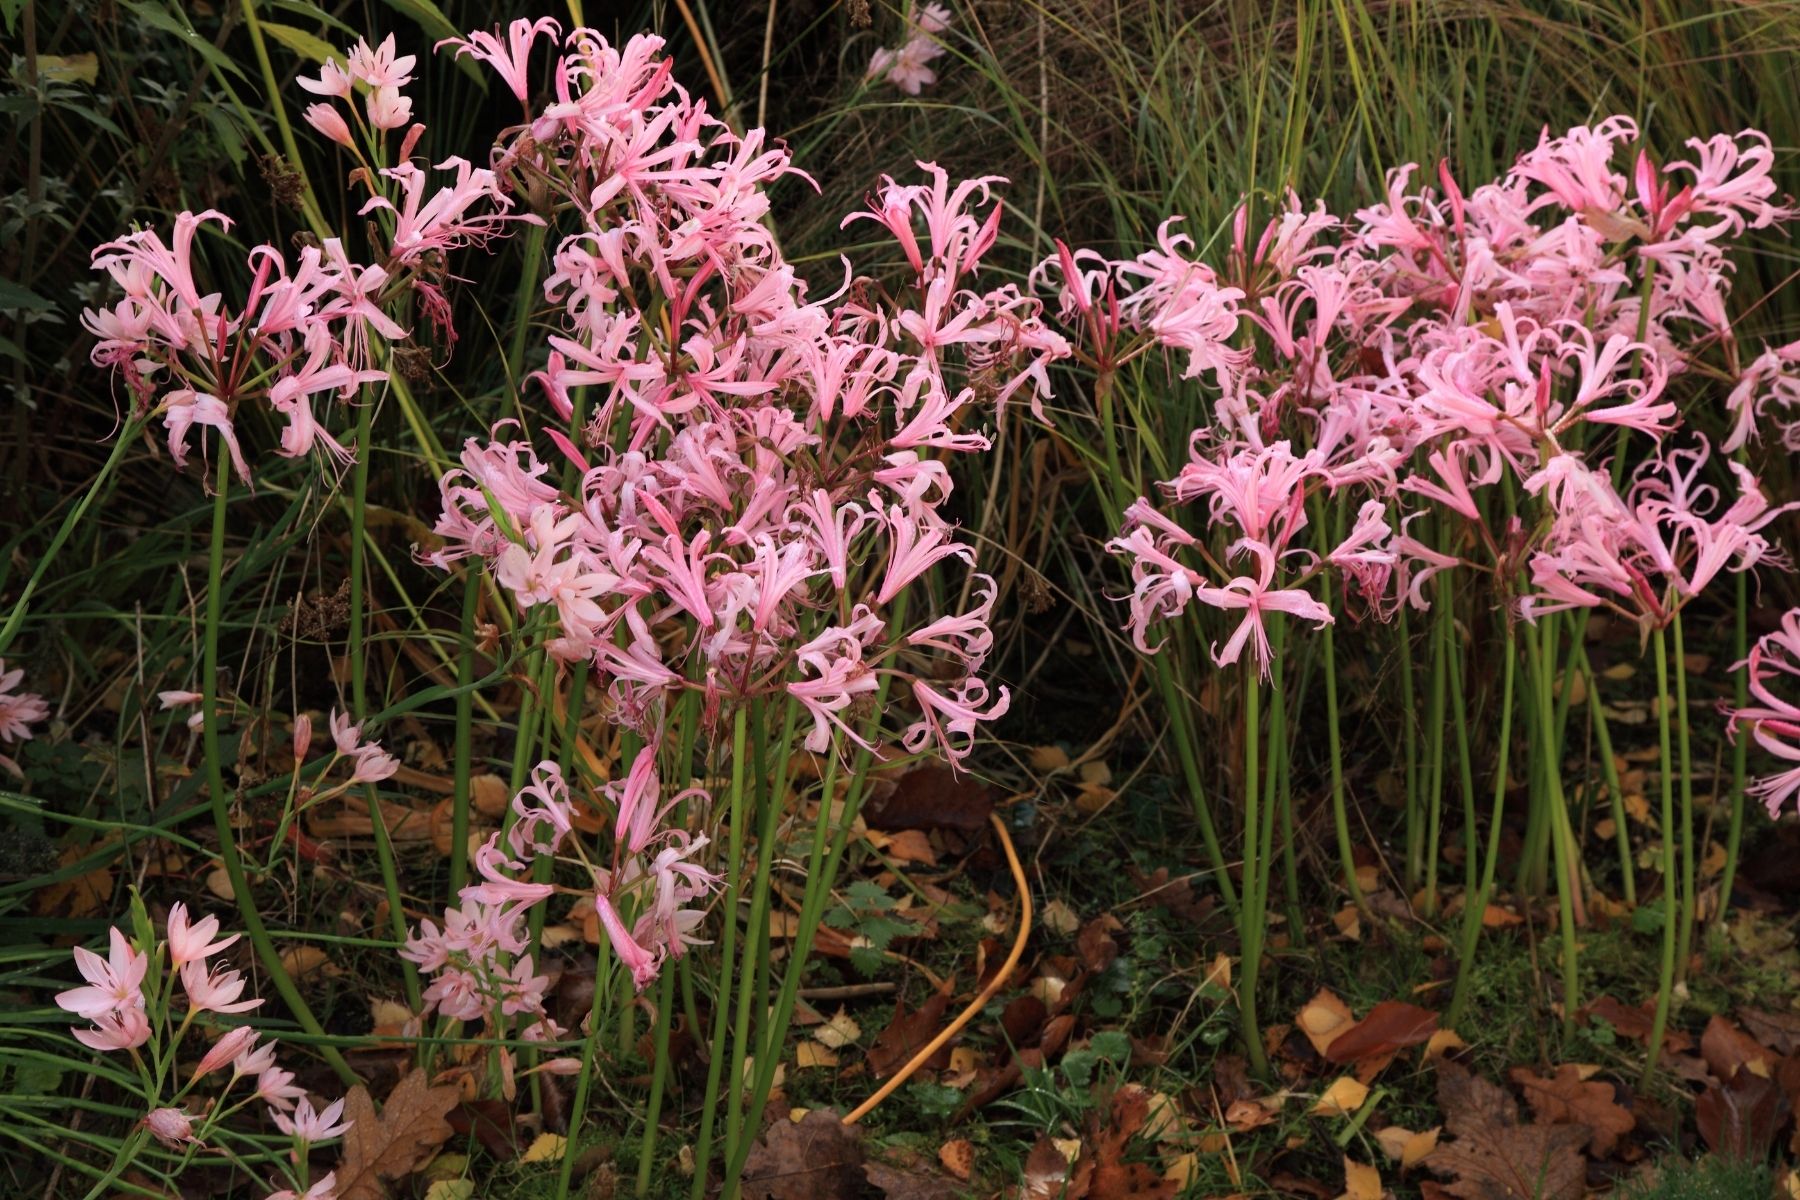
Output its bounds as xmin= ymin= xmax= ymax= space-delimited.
xmin=1312 ymin=1076 xmax=1372 ymax=1118
xmin=1297 ymin=988 xmax=1356 ymax=1057
xmin=1374 ymin=1125 xmax=1439 ymax=1169
xmin=1509 ymin=1065 xmax=1634 ymax=1156
xmin=333 ymin=1069 xmax=462 ymax=1200
xmin=1701 ymin=1015 xmax=1774 ymax=1082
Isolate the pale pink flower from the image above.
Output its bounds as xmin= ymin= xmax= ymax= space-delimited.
xmin=303 ymin=103 xmax=354 ymax=149
xmin=0 ymin=659 xmax=49 ymax=774
xmin=72 ymin=1007 xmax=152 ymax=1053
xmin=271 ymin=1096 xmax=352 ymax=1145
xmin=180 ymin=958 xmax=264 ymax=1015
xmin=1192 ymin=541 xmax=1334 ymax=679
xmin=255 ymin=1066 xmax=309 ymax=1112
xmin=346 ymin=35 xmax=416 ymax=89
xmin=56 ymin=927 xmax=147 ymax=1021
xmin=166 ymin=902 xmax=238 ymax=967
xmin=266 ymin=1172 xmax=339 ymax=1200
xmin=193 ymin=1026 xmax=258 ymax=1080
xmin=595 ymin=893 xmax=660 ymax=992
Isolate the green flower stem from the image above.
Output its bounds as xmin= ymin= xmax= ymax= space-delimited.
xmin=635 ymin=969 xmax=676 ymax=1196
xmin=1577 ymin=643 xmax=1636 ymax=905
xmin=553 ymin=931 xmax=616 ymax=1200
xmin=1671 ymin=612 xmax=1697 ymax=983
xmin=1717 ymin=569 xmax=1750 ymax=928
xmin=1319 ymin=584 xmax=1365 ymax=912
xmin=76 ymin=1126 xmax=151 ymax=1200
xmin=1447 ymin=622 xmax=1516 ymax=1031
xmin=0 ymin=415 xmax=142 ymax=658
xmin=447 ymin=569 xmax=480 ymax=900
xmin=1152 ymin=654 xmax=1238 ymax=914
xmin=1644 ymin=624 xmax=1680 ymax=1084
xmin=1443 ymin=580 xmax=1477 ymax=890
xmin=1422 ymin=583 xmax=1451 ymax=918
xmin=347 ymin=395 xmax=419 ymax=1012
xmin=1526 ymin=620 xmax=1581 ymax=1034
xmin=691 ymin=707 xmax=750 ymax=1200
xmin=1239 ymin=662 xmax=1271 ymax=1080
xmin=200 ymin=454 xmax=354 ymax=1085
xmin=1399 ymin=601 xmax=1422 ymax=893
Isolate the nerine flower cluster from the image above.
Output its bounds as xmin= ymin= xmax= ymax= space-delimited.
xmin=1036 ymin=118 xmax=1800 ymax=809
xmin=428 ymin=25 xmax=1060 ymax=762
xmin=81 ymin=33 xmax=528 ymax=484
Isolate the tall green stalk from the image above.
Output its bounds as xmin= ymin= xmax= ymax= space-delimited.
xmin=1644 ymin=624 xmax=1680 ymax=1084
xmin=199 ymin=455 xmax=354 ymax=1085
xmin=347 ymin=396 xmax=419 ymax=1011
xmin=1671 ymin=613 xmax=1697 ymax=983
xmin=1447 ymin=623 xmax=1515 ymax=1031
xmin=1238 ymin=662 xmax=1271 ymax=1079
xmin=1577 ymin=644 xmax=1636 ymax=905
xmin=691 ymin=708 xmax=749 ymax=1200
xmin=1717 ymin=569 xmax=1750 ymax=928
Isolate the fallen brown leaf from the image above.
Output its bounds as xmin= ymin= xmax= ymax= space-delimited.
xmin=1325 ymin=1001 xmax=1439 ymax=1065
xmin=333 ymin=1069 xmax=462 ymax=1200
xmin=1425 ymin=1063 xmax=1586 ymax=1200
xmin=1297 ymin=989 xmax=1356 ymax=1057
xmin=1696 ymin=1065 xmax=1791 ymax=1161
xmin=743 ymin=1110 xmax=866 ymax=1200
xmin=867 ymin=980 xmax=955 ymax=1079
xmin=1700 ymin=1015 xmax=1774 ymax=1082
xmin=1509 ymin=1065 xmax=1634 ymax=1156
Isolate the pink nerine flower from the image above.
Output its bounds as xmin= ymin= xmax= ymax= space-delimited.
xmin=55 ymin=927 xmax=147 ymax=1021
xmin=439 ymin=18 xmax=562 ymax=103
xmin=193 ymin=1026 xmax=259 ymax=1080
xmin=1193 ymin=541 xmax=1334 ymax=679
xmin=1728 ymin=608 xmax=1800 ymax=816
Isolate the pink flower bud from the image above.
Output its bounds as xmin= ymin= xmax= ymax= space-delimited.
xmin=303 ymin=103 xmax=355 ymax=150
xmin=194 ymin=1026 xmax=258 ymax=1081
xmin=293 ymin=713 xmax=313 ymax=761
xmin=144 ymin=1107 xmax=197 ymax=1148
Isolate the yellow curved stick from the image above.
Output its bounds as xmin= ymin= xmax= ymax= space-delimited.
xmin=841 ymin=811 xmax=1033 ymax=1126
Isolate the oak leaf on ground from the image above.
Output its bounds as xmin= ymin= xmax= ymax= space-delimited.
xmin=742 ymin=1109 xmax=866 ymax=1200
xmin=1424 ymin=1063 xmax=1586 ymax=1200
xmin=1508 ymin=1065 xmax=1634 ymax=1156
xmin=332 ymin=1068 xmax=462 ymax=1200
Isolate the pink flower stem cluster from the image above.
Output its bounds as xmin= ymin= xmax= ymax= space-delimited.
xmin=410 ymin=24 xmax=1064 ymax=1191
xmin=1038 ymin=115 xmax=1797 ymax=1075
xmin=399 ymin=756 xmax=708 ymax=1096
xmin=55 ymin=905 xmax=349 ymax=1200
